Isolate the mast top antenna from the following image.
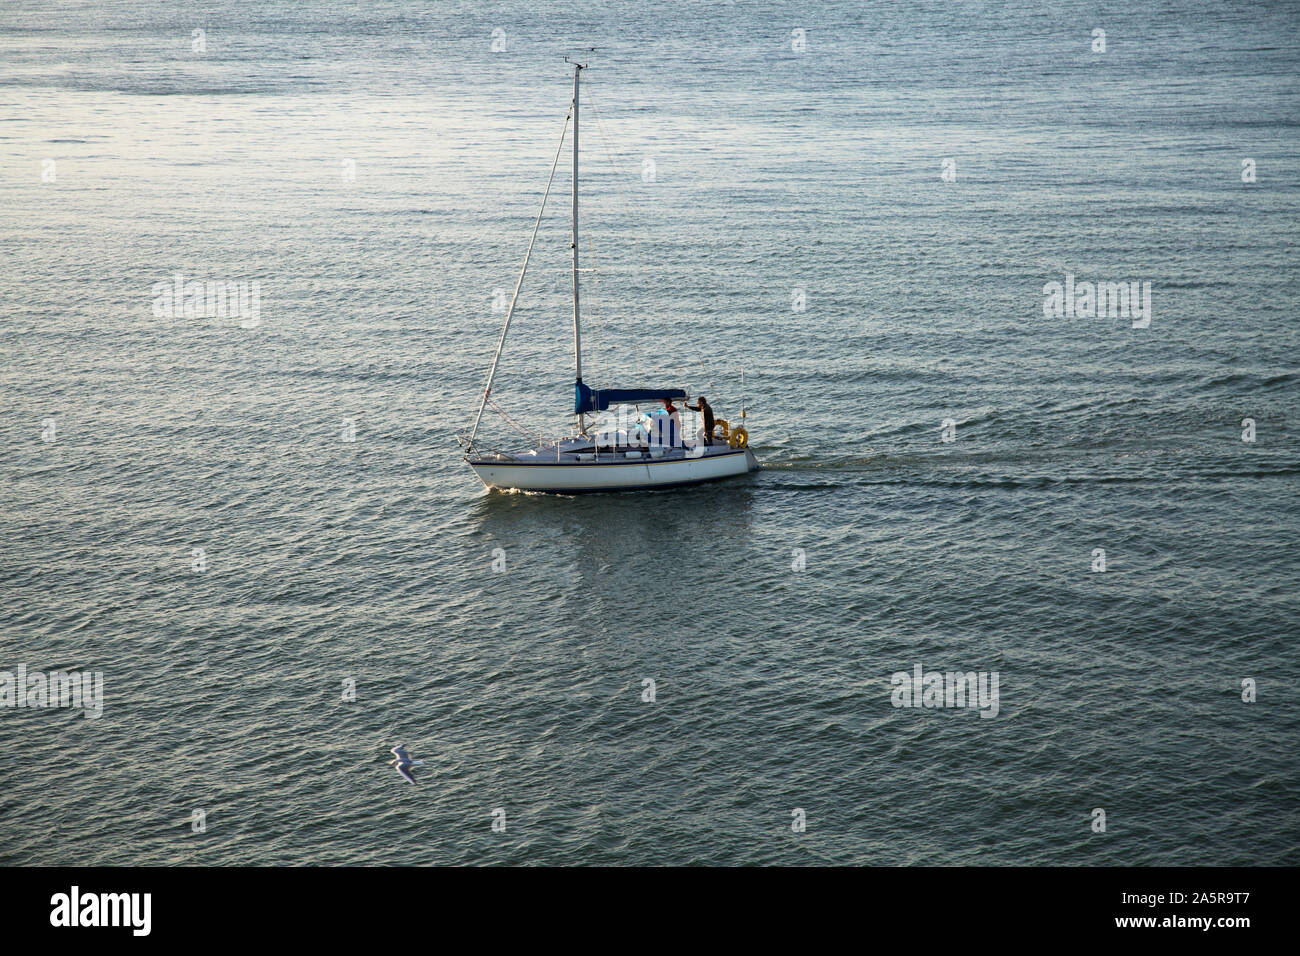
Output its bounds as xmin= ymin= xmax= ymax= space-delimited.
xmin=564 ymin=48 xmax=596 ymax=69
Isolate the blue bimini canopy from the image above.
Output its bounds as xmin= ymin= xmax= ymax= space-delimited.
xmin=574 ymin=380 xmax=687 ymax=414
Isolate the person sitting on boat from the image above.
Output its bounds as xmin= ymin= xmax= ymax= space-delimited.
xmin=650 ymin=398 xmax=681 ymax=449
xmin=685 ymin=395 xmax=715 ymax=446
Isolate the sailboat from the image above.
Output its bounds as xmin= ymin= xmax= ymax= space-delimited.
xmin=459 ymin=60 xmax=760 ymax=493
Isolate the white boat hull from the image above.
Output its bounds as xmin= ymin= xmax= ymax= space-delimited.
xmin=469 ymin=447 xmax=759 ymax=493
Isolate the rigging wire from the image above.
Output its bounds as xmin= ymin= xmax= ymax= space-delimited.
xmin=586 ymin=81 xmax=706 ymax=399
xmin=584 ymin=231 xmax=607 ymax=389
xmin=487 ymin=395 xmax=546 ymax=447
xmin=463 ymin=105 xmax=572 ymax=449
xmin=583 ymin=81 xmax=659 ymax=384
xmin=697 ymin=355 xmax=716 ymax=397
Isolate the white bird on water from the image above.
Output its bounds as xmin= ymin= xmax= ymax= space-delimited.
xmin=390 ymin=745 xmax=423 ymax=784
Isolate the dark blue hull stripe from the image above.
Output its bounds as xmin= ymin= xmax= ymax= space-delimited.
xmin=500 ymin=472 xmax=755 ymax=494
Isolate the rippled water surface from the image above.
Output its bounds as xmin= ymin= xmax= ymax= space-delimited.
xmin=1 ymin=0 xmax=1297 ymax=865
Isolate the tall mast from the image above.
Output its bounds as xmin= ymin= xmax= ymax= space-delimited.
xmin=571 ymin=62 xmax=585 ymax=434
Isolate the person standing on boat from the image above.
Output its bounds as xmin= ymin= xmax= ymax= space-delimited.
xmin=686 ymin=396 xmax=715 ymax=446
